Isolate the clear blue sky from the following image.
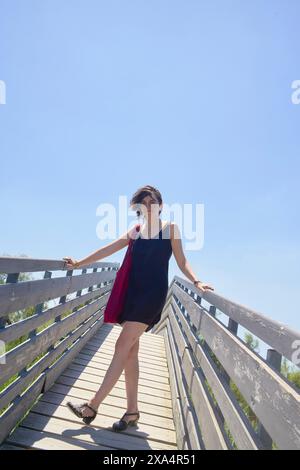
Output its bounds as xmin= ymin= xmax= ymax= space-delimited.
xmin=0 ymin=0 xmax=299 ymax=332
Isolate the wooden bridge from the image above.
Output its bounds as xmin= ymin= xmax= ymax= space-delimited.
xmin=0 ymin=256 xmax=299 ymax=450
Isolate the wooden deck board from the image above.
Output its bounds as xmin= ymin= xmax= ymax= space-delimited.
xmin=75 ymin=351 xmax=169 ymax=376
xmin=2 ymin=325 xmax=178 ymax=450
xmin=56 ymin=375 xmax=172 ymax=407
xmin=59 ymin=368 xmax=172 ymax=398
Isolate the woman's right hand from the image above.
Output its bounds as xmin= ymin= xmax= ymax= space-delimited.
xmin=63 ymin=256 xmax=80 ymax=269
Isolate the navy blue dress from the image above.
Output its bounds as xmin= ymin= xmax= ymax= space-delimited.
xmin=117 ymin=220 xmax=173 ymax=332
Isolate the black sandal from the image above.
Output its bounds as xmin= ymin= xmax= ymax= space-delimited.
xmin=66 ymin=401 xmax=98 ymax=425
xmin=112 ymin=411 xmax=140 ymax=432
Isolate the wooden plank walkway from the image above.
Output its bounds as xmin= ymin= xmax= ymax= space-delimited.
xmin=1 ymin=324 xmax=178 ymax=450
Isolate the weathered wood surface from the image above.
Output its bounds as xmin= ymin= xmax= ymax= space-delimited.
xmin=0 ymin=309 xmax=105 ymax=444
xmin=1 ymin=254 xmax=299 ymax=451
xmin=152 ymin=278 xmax=300 ymax=450
xmin=0 ymin=258 xmax=119 ymax=446
xmin=0 ymin=270 xmax=116 ymax=317
xmin=0 ymin=296 xmax=109 ymax=387
xmin=170 ymin=295 xmax=262 ymax=449
xmin=1 ymin=325 xmax=178 ymax=451
xmin=173 ymin=276 xmax=300 ymax=365
xmin=0 ymin=284 xmax=112 ymax=343
xmin=0 ymin=256 xmax=119 ymax=274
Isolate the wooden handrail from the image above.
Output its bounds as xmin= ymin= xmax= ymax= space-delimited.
xmin=152 ymin=276 xmax=300 ymax=450
xmin=0 ymin=256 xmax=119 ymax=444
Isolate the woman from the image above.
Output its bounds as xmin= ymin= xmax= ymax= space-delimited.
xmin=63 ymin=185 xmax=214 ymax=431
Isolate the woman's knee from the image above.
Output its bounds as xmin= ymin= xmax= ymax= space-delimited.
xmin=127 ymin=339 xmax=139 ymax=358
xmin=115 ymin=327 xmax=143 ymax=353
xmin=115 ymin=334 xmax=137 ymax=353
xmin=117 ymin=322 xmax=147 ymax=345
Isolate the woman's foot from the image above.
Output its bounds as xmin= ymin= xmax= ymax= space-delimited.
xmin=112 ymin=410 xmax=140 ymax=432
xmin=81 ymin=401 xmax=99 ymax=418
xmin=66 ymin=400 xmax=99 ymax=425
xmin=122 ymin=410 xmax=139 ymax=424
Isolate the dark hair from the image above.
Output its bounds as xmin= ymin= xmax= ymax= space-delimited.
xmin=130 ymin=185 xmax=163 ymax=217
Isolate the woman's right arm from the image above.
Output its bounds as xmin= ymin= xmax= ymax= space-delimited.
xmin=63 ymin=225 xmax=137 ymax=269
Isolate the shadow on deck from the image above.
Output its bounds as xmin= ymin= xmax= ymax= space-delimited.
xmin=1 ymin=324 xmax=177 ymax=450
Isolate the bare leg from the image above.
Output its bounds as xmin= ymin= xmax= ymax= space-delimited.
xmin=122 ymin=339 xmax=140 ymax=423
xmin=81 ymin=321 xmax=148 ymax=417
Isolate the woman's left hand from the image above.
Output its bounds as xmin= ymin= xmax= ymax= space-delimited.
xmin=195 ymin=281 xmax=214 ymax=292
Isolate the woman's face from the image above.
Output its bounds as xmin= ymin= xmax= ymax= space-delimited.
xmin=139 ymin=195 xmax=162 ymax=219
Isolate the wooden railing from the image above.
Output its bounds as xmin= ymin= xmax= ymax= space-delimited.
xmin=1 ymin=257 xmax=299 ymax=450
xmin=152 ymin=275 xmax=300 ymax=450
xmin=0 ymin=256 xmax=119 ymax=444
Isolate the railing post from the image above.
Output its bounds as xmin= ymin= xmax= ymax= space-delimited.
xmin=208 ymin=305 xmax=227 ymax=426
xmin=257 ymin=348 xmax=282 ymax=449
xmin=88 ymin=268 xmax=97 ymax=292
xmin=209 ymin=305 xmax=216 ymax=316
xmin=210 ymin=306 xmax=240 ymax=385
xmin=57 ymin=269 xmax=73 ymax=320
xmin=76 ymin=268 xmax=87 ymax=298
xmin=0 ymin=272 xmax=20 ymax=329
xmin=207 ymin=306 xmax=240 ymax=430
xmin=30 ymin=270 xmax=52 ymax=338
xmin=97 ymin=267 xmax=106 ymax=289
xmin=228 ymin=318 xmax=239 ymax=335
xmin=222 ymin=319 xmax=239 ymax=384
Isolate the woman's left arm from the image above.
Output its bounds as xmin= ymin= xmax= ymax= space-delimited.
xmin=170 ymin=222 xmax=214 ymax=293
